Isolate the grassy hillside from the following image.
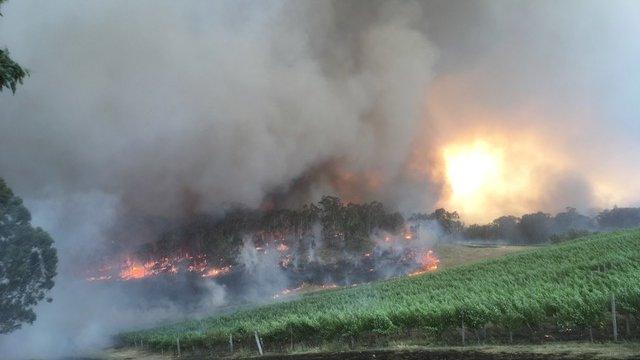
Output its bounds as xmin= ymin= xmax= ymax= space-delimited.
xmin=433 ymin=243 xmax=532 ymax=270
xmin=120 ymin=229 xmax=640 ymax=352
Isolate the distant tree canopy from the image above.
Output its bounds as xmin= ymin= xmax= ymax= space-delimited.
xmin=553 ymin=207 xmax=593 ymax=232
xmin=409 ymin=208 xmax=464 ymax=235
xmin=0 ymin=0 xmax=28 ymax=93
xmin=139 ymin=197 xmax=640 ymax=267
xmin=519 ymin=212 xmax=553 ymax=244
xmin=463 ymin=206 xmax=640 ymax=244
xmin=597 ymin=207 xmax=640 ymax=230
xmin=0 ymin=178 xmax=58 ymax=334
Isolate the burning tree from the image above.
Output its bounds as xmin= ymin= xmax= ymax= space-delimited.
xmin=86 ymin=196 xmax=433 ymax=289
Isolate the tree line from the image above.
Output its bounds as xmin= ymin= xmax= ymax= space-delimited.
xmin=462 ymin=206 xmax=640 ymax=244
xmin=142 ymin=200 xmax=640 ymax=267
xmin=142 ymin=196 xmax=405 ymax=267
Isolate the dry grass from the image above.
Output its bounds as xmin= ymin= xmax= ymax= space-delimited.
xmin=102 ymin=348 xmax=172 ymax=359
xmin=103 ymin=342 xmax=640 ymax=359
xmin=433 ymin=243 xmax=533 ymax=270
xmin=281 ymin=342 xmax=640 ymax=360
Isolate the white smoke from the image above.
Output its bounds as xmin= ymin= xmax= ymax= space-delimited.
xmin=0 ymin=191 xmax=227 ymax=359
xmin=236 ymin=238 xmax=290 ymax=301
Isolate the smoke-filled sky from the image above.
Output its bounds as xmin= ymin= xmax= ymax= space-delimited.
xmin=0 ymin=1 xmax=640 ymax=356
xmin=1 ymin=0 xmax=640 ymax=224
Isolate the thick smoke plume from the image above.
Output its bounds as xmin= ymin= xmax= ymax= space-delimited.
xmin=0 ymin=0 xmax=639 ymax=358
xmin=1 ymin=0 xmax=639 ymax=225
xmin=0 ymin=0 xmax=437 ymax=218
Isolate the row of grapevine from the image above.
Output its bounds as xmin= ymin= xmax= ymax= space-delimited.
xmin=119 ymin=229 xmax=640 ymax=353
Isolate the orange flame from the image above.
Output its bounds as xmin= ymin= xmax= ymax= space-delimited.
xmin=87 ymin=254 xmax=234 ymax=282
xmin=202 ymin=266 xmax=232 ymax=278
xmin=120 ymin=259 xmax=154 ymax=280
xmin=409 ymin=250 xmax=439 ymax=276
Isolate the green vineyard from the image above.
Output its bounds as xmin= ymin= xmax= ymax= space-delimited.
xmin=120 ymin=229 xmax=640 ymax=352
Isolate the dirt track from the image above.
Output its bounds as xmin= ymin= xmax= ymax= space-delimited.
xmin=259 ymin=348 xmax=633 ymax=360
xmin=103 ymin=343 xmax=640 ymax=360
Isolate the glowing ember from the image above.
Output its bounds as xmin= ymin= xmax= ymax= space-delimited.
xmin=202 ymin=266 xmax=232 ymax=278
xmin=277 ymin=243 xmax=289 ymax=253
xmin=409 ymin=250 xmax=440 ymax=276
xmin=87 ymin=253 xmax=234 ymax=282
xmin=120 ymin=259 xmax=154 ymax=280
xmin=87 ymin=227 xmax=441 ymax=285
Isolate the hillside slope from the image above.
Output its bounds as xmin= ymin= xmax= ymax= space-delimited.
xmin=433 ymin=243 xmax=532 ymax=270
xmin=120 ymin=229 xmax=640 ymax=353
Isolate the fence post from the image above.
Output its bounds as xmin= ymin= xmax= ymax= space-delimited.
xmin=461 ymin=310 xmax=466 ymax=346
xmin=612 ymin=294 xmax=618 ymax=341
xmin=254 ymin=331 xmax=263 ymax=356
xmin=290 ymin=327 xmax=294 ymax=352
xmin=229 ymin=333 xmax=234 ymax=353
xmin=176 ymin=337 xmax=181 ymax=357
xmin=482 ymin=325 xmax=487 ymax=344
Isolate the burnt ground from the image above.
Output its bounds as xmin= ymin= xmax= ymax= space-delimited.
xmin=101 ymin=343 xmax=640 ymax=360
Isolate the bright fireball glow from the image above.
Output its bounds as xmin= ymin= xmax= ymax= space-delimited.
xmin=438 ymin=135 xmax=568 ymax=222
xmin=444 ymin=141 xmax=502 ymax=201
xmin=440 ymin=139 xmax=518 ymax=221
